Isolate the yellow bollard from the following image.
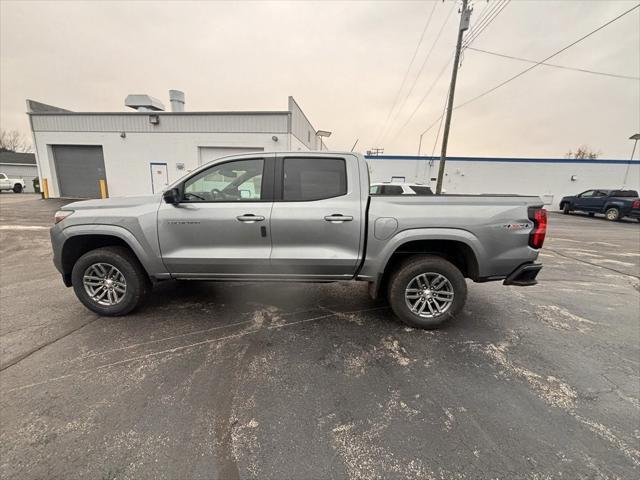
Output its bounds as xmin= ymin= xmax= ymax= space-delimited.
xmin=42 ymin=178 xmax=49 ymax=199
xmin=99 ymin=179 xmax=109 ymax=199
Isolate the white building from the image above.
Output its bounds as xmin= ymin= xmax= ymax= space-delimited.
xmin=367 ymin=155 xmax=640 ymax=209
xmin=28 ymin=94 xmax=328 ymax=199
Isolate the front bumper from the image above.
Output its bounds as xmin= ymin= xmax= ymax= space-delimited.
xmin=503 ymin=263 xmax=542 ymax=286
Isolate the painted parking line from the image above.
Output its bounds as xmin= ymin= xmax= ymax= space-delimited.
xmin=0 ymin=225 xmax=49 ymax=230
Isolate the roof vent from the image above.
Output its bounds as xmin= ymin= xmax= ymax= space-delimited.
xmin=169 ymin=90 xmax=185 ymax=112
xmin=125 ymin=94 xmax=165 ymax=112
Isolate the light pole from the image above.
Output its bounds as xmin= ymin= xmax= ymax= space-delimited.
xmin=316 ymin=130 xmax=331 ymax=151
xmin=623 ymin=133 xmax=640 ymax=187
xmin=435 ymin=0 xmax=471 ymax=194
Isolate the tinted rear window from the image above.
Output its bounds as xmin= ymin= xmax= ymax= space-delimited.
xmin=283 ymin=158 xmax=347 ymax=201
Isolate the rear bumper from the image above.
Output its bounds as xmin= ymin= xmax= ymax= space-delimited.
xmin=628 ymin=209 xmax=640 ymax=219
xmin=503 ymin=263 xmax=542 ymax=286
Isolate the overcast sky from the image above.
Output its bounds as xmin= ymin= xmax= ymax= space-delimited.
xmin=1 ymin=0 xmax=638 ymax=158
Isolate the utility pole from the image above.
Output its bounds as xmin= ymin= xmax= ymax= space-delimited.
xmin=435 ymin=0 xmax=471 ymax=194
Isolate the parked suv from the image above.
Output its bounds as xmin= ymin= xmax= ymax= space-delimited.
xmin=50 ymin=152 xmax=546 ymax=329
xmin=559 ymin=189 xmax=640 ymax=221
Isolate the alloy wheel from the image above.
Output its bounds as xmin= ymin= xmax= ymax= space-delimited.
xmin=404 ymin=272 xmax=454 ymax=318
xmin=83 ymin=262 xmax=127 ymax=306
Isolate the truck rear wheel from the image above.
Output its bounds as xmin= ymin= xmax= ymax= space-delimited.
xmin=71 ymin=246 xmax=150 ymax=316
xmin=605 ymin=207 xmax=620 ymax=221
xmin=13 ymin=184 xmax=22 ymax=193
xmin=387 ymin=255 xmax=467 ymax=329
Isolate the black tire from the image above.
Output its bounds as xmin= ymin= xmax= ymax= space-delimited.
xmin=605 ymin=207 xmax=620 ymax=221
xmin=13 ymin=184 xmax=22 ymax=193
xmin=71 ymin=246 xmax=150 ymax=316
xmin=588 ymin=212 xmax=595 ymax=217
xmin=562 ymin=203 xmax=571 ymax=214
xmin=387 ymin=255 xmax=467 ymax=329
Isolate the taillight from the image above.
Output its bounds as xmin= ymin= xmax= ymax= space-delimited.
xmin=528 ymin=207 xmax=547 ymax=249
xmin=632 ymin=200 xmax=640 ymax=209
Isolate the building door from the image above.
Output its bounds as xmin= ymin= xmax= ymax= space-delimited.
xmin=52 ymin=145 xmax=106 ymax=198
xmin=150 ymin=163 xmax=168 ymax=193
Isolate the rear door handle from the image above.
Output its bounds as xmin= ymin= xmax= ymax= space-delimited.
xmin=236 ymin=214 xmax=265 ymax=223
xmin=324 ymin=214 xmax=353 ymax=223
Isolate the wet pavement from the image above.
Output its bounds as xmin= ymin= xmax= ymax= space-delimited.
xmin=1 ymin=194 xmax=639 ymax=479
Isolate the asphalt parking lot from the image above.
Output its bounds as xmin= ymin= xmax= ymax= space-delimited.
xmin=1 ymin=194 xmax=639 ymax=480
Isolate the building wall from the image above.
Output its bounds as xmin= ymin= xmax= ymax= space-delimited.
xmin=31 ymin=112 xmax=289 ymax=134
xmin=0 ymin=164 xmax=38 ymax=192
xmin=367 ymin=156 xmax=640 ymax=209
xmin=33 ymin=131 xmax=298 ymax=198
xmin=288 ymin=96 xmax=319 ymax=150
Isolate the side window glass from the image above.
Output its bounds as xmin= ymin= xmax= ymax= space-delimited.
xmin=0 ymin=174 xmax=6 ymax=180
xmin=283 ymin=158 xmax=347 ymax=201
xmin=580 ymin=190 xmax=595 ymax=198
xmin=183 ymin=159 xmax=263 ymax=202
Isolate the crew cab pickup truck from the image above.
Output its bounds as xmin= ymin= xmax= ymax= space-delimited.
xmin=50 ymin=152 xmax=546 ymax=329
xmin=559 ymin=189 xmax=640 ymax=221
xmin=0 ymin=173 xmax=25 ymax=193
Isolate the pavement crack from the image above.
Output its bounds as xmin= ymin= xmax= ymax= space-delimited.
xmin=545 ymin=248 xmax=640 ymax=280
xmin=0 ymin=316 xmax=101 ymax=372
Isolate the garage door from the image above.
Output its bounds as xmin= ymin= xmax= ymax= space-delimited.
xmin=198 ymin=147 xmax=264 ymax=166
xmin=52 ymin=146 xmax=106 ymax=198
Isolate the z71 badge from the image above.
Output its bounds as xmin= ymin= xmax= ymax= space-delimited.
xmin=502 ymin=223 xmax=531 ymax=230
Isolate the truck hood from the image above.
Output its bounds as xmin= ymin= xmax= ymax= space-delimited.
xmin=63 ymin=195 xmax=162 ymax=211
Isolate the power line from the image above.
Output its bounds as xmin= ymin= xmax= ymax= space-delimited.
xmin=463 ymin=0 xmax=505 ymax=45
xmin=380 ymin=2 xmax=456 ymax=142
xmin=391 ymin=0 xmax=511 ymax=142
xmin=466 ymin=46 xmax=640 ymax=80
xmin=391 ymin=54 xmax=453 ymax=141
xmin=455 ymin=3 xmax=640 ymax=110
xmin=375 ymin=1 xmax=439 ymax=143
xmin=462 ymin=0 xmax=511 ymax=49
xmin=409 ymin=3 xmax=640 ymax=153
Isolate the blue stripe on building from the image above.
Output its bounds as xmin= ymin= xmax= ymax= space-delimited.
xmin=364 ymin=155 xmax=640 ymax=165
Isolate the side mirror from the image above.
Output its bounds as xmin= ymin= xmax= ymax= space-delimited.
xmin=163 ymin=187 xmax=180 ymax=205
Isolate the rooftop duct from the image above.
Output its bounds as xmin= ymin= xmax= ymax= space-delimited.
xmin=125 ymin=94 xmax=165 ymax=112
xmin=169 ymin=90 xmax=185 ymax=112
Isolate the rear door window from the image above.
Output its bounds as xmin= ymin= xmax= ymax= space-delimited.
xmin=282 ymin=158 xmax=347 ymax=201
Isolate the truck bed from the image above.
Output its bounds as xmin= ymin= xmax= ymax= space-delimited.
xmin=359 ymin=194 xmax=544 ymax=281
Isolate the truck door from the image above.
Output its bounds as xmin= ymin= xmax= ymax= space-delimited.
xmin=269 ymin=154 xmax=363 ymax=279
xmin=157 ymin=155 xmax=275 ymax=277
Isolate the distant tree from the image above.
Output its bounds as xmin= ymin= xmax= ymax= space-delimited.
xmin=0 ymin=129 xmax=32 ymax=153
xmin=564 ymin=145 xmax=600 ymax=159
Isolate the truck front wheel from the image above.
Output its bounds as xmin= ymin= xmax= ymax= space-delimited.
xmin=71 ymin=246 xmax=150 ymax=316
xmin=387 ymin=255 xmax=467 ymax=329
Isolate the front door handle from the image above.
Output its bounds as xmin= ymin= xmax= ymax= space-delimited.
xmin=324 ymin=214 xmax=353 ymax=223
xmin=237 ymin=214 xmax=265 ymax=223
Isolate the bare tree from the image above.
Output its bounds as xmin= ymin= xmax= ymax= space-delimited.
xmin=0 ymin=129 xmax=32 ymax=153
xmin=564 ymin=145 xmax=600 ymax=159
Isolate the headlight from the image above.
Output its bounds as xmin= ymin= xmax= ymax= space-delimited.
xmin=54 ymin=210 xmax=74 ymax=224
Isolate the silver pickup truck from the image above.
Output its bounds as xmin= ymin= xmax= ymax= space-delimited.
xmin=50 ymin=152 xmax=546 ymax=329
